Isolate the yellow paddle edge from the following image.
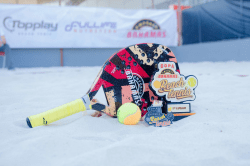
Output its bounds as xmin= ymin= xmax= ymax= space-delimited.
xmin=26 ymin=95 xmax=91 ymax=128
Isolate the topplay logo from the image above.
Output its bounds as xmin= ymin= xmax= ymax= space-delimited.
xmin=125 ymin=70 xmax=144 ymax=106
xmin=3 ymin=17 xmax=58 ymax=32
xmin=127 ymin=19 xmax=166 ymax=38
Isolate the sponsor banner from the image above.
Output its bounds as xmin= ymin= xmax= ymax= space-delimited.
xmin=0 ymin=5 xmax=177 ymax=48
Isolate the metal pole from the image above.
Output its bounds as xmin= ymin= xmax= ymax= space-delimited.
xmin=60 ymin=48 xmax=63 ymax=67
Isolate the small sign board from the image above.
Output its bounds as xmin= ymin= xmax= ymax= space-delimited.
xmin=145 ymin=62 xmax=198 ymax=127
xmin=150 ymin=62 xmax=198 ymax=102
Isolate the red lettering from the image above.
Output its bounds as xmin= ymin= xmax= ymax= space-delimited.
xmin=133 ymin=32 xmax=137 ymax=38
xmin=157 ymin=31 xmax=161 ymax=37
xmin=127 ymin=32 xmax=131 ymax=38
xmin=126 ymin=31 xmax=167 ymax=38
xmin=162 ymin=31 xmax=166 ymax=37
xmin=139 ymin=32 xmax=143 ymax=38
xmin=150 ymin=31 xmax=156 ymax=37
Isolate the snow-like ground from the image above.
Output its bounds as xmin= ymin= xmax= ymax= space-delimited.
xmin=0 ymin=61 xmax=250 ymax=166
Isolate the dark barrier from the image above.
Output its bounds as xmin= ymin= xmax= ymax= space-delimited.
xmin=2 ymin=48 xmax=120 ymax=68
xmin=1 ymin=37 xmax=250 ymax=69
xmin=182 ymin=0 xmax=250 ymax=45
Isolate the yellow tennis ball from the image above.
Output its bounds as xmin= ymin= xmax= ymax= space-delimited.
xmin=117 ymin=103 xmax=141 ymax=125
xmin=188 ymin=77 xmax=197 ymax=88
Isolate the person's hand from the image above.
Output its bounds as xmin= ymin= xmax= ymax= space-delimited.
xmin=91 ymin=111 xmax=102 ymax=117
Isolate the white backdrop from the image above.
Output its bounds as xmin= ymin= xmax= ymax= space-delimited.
xmin=0 ymin=5 xmax=177 ymax=48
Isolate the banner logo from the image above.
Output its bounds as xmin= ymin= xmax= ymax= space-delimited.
xmin=3 ymin=17 xmax=58 ymax=32
xmin=133 ymin=19 xmax=160 ymax=30
xmin=151 ymin=62 xmax=198 ymax=102
xmin=127 ymin=19 xmax=166 ymax=38
xmin=65 ymin=21 xmax=117 ymax=33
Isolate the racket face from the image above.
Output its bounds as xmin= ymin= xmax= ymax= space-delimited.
xmin=87 ymin=43 xmax=180 ymax=117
